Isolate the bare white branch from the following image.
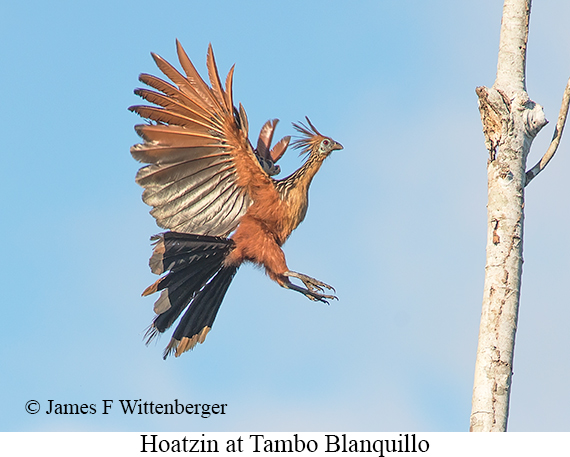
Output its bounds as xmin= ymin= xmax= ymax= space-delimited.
xmin=471 ymin=0 xmax=533 ymax=433
xmin=495 ymin=0 xmax=531 ymax=96
xmin=525 ymin=77 xmax=570 ymax=186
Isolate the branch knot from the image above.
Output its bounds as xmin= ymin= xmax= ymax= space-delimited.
xmin=476 ymin=86 xmax=512 ymax=161
xmin=522 ymin=99 xmax=548 ymax=138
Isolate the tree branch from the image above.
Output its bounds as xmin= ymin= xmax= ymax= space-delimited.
xmin=525 ymin=77 xmax=570 ymax=186
xmin=495 ymin=0 xmax=531 ymax=95
xmin=471 ymin=0 xmax=533 ymax=433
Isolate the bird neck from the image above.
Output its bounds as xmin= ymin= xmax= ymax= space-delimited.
xmin=280 ymin=152 xmax=324 ymax=195
xmin=268 ymin=151 xmax=326 ymax=243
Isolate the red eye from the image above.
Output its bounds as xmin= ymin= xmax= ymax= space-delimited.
xmin=323 ymin=140 xmax=329 ymax=146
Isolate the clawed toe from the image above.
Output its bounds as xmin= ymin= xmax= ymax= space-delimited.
xmin=282 ymin=270 xmax=338 ymax=303
xmin=284 ymin=270 xmax=335 ymax=291
xmin=307 ymin=291 xmax=338 ymax=304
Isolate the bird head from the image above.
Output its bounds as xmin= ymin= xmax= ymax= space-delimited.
xmin=292 ymin=117 xmax=343 ymax=159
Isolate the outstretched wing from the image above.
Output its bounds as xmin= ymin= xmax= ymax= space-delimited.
xmin=130 ymin=40 xmax=276 ymax=236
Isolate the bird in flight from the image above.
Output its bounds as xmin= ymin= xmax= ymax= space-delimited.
xmin=130 ymin=41 xmax=343 ymax=358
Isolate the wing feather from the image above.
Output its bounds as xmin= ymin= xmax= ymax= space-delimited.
xmin=206 ymin=44 xmax=228 ymax=111
xmin=270 ymin=135 xmax=291 ymax=162
xmin=137 ymin=74 xmax=212 ymax=120
xmin=175 ymin=40 xmax=218 ymax=110
xmin=133 ymin=88 xmax=211 ymax=124
xmin=130 ymin=106 xmax=214 ymax=130
xmin=131 ymin=42 xmax=279 ymax=236
xmin=151 ymin=53 xmax=195 ymax=97
xmin=238 ymin=103 xmax=249 ymax=137
xmin=196 ymin=186 xmax=245 ymax=231
xmin=151 ymin=52 xmax=223 ymax=119
xmin=134 ymin=124 xmax=220 ymax=147
xmin=136 ymin=155 xmax=232 ymax=188
xmin=174 ymin=184 xmax=245 ymax=236
xmin=131 ymin=145 xmax=222 ymax=165
xmin=147 ymin=167 xmax=235 ymax=218
xmin=164 ymin=176 xmax=239 ymax=232
xmin=224 ymin=65 xmax=235 ymax=114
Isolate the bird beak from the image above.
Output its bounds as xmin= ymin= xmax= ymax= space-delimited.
xmin=332 ymin=142 xmax=344 ymax=151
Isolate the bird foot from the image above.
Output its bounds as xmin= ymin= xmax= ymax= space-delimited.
xmin=284 ymin=270 xmax=335 ymax=293
xmin=283 ymin=270 xmax=337 ymax=303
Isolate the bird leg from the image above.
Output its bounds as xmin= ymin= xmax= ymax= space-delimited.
xmin=282 ymin=270 xmax=337 ymax=303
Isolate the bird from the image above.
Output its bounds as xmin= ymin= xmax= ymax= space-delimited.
xmin=129 ymin=41 xmax=343 ymax=358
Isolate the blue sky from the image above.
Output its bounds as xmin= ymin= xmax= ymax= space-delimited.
xmin=1 ymin=0 xmax=569 ymax=432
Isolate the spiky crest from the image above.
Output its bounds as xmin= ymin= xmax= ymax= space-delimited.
xmin=291 ymin=116 xmax=326 ymax=156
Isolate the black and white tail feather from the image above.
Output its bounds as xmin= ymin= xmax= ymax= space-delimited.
xmin=142 ymin=232 xmax=237 ymax=359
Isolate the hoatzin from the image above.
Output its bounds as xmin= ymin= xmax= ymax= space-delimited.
xmin=130 ymin=41 xmax=343 ymax=358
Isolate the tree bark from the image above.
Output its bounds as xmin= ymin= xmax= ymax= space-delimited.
xmin=470 ymin=0 xmax=548 ymax=432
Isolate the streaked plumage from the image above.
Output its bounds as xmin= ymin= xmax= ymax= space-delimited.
xmin=130 ymin=41 xmax=343 ymax=358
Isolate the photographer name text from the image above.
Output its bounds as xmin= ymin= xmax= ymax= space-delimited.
xmin=25 ymin=399 xmax=226 ymax=418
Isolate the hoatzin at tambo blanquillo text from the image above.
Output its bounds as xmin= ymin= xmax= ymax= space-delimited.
xmin=130 ymin=41 xmax=343 ymax=358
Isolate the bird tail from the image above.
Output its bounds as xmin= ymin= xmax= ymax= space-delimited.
xmin=142 ymin=232 xmax=238 ymax=359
